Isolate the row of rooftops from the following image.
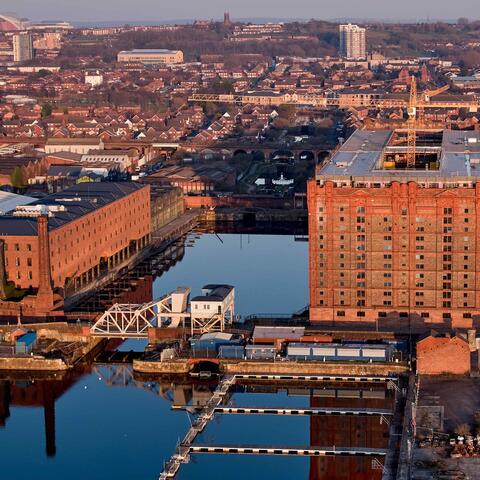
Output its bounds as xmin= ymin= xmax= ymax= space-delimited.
xmin=317 ymin=129 xmax=480 ymax=184
xmin=0 ymin=182 xmax=145 ymax=236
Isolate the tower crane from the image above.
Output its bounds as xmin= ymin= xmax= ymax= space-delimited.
xmin=406 ymin=80 xmax=450 ymax=168
xmin=406 ymin=76 xmax=417 ymax=169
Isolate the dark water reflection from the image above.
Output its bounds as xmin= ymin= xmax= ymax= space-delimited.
xmin=0 ymin=369 xmax=391 ymax=480
xmin=0 ymin=227 xmax=388 ymax=479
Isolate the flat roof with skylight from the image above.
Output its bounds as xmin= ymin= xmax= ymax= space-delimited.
xmin=317 ymin=129 xmax=480 ymax=187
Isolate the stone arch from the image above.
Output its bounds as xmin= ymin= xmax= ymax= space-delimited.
xmin=233 ymin=149 xmax=248 ymax=157
xmin=199 ymin=149 xmax=216 ymax=160
xmin=317 ymin=150 xmax=330 ymax=163
xmin=251 ymin=150 xmax=266 ymax=162
xmin=299 ymin=150 xmax=315 ymax=161
xmin=271 ymin=150 xmax=295 ymax=162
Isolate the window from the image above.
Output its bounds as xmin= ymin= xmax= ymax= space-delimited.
xmin=443 ymin=208 xmax=452 ymax=215
xmin=14 ymin=243 xmax=19 ymax=251
xmin=337 ymin=311 xmax=345 ymax=317
xmin=26 ymin=244 xmax=31 ymax=251
xmin=421 ymin=312 xmax=430 ymax=318
xmin=356 ymin=311 xmax=365 ymax=317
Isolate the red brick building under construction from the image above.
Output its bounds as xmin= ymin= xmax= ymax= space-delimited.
xmin=308 ymin=129 xmax=480 ymax=329
xmin=0 ymin=182 xmax=150 ymax=315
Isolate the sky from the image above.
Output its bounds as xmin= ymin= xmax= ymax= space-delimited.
xmin=2 ymin=0 xmax=480 ymax=23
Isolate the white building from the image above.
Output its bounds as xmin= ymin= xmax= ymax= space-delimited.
xmin=339 ymin=24 xmax=366 ymax=60
xmin=190 ymin=285 xmax=235 ymax=333
xmin=45 ymin=138 xmax=104 ymax=155
xmin=85 ymin=72 xmax=104 ymax=87
xmin=13 ymin=32 xmax=33 ymax=63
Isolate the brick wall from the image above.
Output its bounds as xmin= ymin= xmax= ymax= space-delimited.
xmin=308 ymin=179 xmax=480 ymax=328
xmin=416 ymin=336 xmax=471 ymax=375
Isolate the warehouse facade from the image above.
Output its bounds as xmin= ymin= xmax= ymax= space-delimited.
xmin=0 ymin=182 xmax=150 ymax=313
xmin=308 ymin=129 xmax=480 ymax=328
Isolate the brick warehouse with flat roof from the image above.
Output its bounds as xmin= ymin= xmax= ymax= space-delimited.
xmin=308 ymin=129 xmax=480 ymax=329
xmin=0 ymin=182 xmax=150 ymax=314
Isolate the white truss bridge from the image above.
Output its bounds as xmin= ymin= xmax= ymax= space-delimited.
xmin=90 ymin=285 xmax=235 ymax=338
xmin=90 ymin=288 xmax=191 ymax=338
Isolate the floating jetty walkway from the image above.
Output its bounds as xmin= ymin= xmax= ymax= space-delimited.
xmin=159 ymin=374 xmax=397 ymax=479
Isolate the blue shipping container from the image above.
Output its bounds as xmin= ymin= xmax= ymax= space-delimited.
xmin=15 ymin=332 xmax=37 ymax=355
xmin=219 ymin=345 xmax=245 ymax=359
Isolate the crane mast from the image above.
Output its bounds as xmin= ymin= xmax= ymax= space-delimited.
xmin=406 ymin=77 xmax=417 ymax=169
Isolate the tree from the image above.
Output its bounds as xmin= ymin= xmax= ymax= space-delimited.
xmin=454 ymin=423 xmax=471 ymax=437
xmin=35 ymin=69 xmax=51 ymax=78
xmin=41 ymin=103 xmax=53 ymax=119
xmin=10 ymin=167 xmax=24 ymax=189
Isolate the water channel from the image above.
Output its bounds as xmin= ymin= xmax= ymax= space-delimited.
xmin=0 ymin=228 xmax=390 ymax=479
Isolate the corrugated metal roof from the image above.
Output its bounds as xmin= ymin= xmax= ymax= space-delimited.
xmin=0 ymin=182 xmax=146 ymax=236
xmin=253 ymin=326 xmax=305 ymax=339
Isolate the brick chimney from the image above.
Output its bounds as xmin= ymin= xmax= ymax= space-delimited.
xmin=36 ymin=215 xmax=54 ymax=313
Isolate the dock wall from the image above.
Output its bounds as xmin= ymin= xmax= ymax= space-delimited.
xmin=0 ymin=356 xmax=69 ymax=371
xmin=133 ymin=358 xmax=409 ymax=376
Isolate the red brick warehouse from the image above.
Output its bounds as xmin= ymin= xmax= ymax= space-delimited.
xmin=308 ymin=129 xmax=480 ymax=329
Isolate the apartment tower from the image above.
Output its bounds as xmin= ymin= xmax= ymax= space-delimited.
xmin=339 ymin=24 xmax=366 ymax=59
xmin=13 ymin=32 xmax=33 ymax=62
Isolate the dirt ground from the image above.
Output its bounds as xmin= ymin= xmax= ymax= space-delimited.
xmin=419 ymin=377 xmax=480 ymax=432
xmin=413 ymin=447 xmax=480 ymax=479
xmin=411 ymin=377 xmax=480 ymax=480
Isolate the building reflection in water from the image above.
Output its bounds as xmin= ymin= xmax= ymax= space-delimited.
xmin=69 ymin=238 xmax=186 ymax=315
xmin=0 ymin=369 xmax=393 ymax=480
xmin=309 ymin=386 xmax=392 ymax=480
xmin=0 ymin=373 xmax=78 ymax=457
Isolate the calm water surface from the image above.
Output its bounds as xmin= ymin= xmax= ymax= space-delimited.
xmin=153 ymin=232 xmax=309 ymax=317
xmin=0 ymin=232 xmax=386 ymax=479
